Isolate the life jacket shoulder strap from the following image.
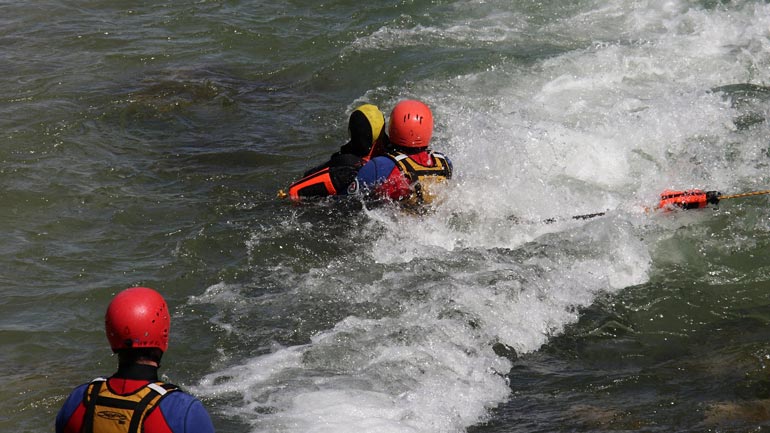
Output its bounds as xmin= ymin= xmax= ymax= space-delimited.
xmin=429 ymin=152 xmax=452 ymax=178
xmin=81 ymin=379 xmax=178 ymax=433
xmin=385 ymin=151 xmax=452 ymax=181
xmin=146 ymin=382 xmax=177 ymax=395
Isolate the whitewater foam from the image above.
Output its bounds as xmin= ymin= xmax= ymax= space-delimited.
xmin=193 ymin=2 xmax=769 ymax=432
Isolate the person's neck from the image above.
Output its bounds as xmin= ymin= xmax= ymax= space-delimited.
xmin=114 ymin=361 xmax=160 ymax=381
xmin=391 ymin=145 xmax=428 ymax=155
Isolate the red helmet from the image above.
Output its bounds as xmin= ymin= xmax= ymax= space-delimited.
xmin=388 ymin=100 xmax=433 ymax=148
xmin=105 ymin=287 xmax=170 ymax=352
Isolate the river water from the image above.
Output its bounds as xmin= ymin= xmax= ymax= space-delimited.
xmin=2 ymin=1 xmax=770 ymax=432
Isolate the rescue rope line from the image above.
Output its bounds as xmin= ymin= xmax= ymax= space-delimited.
xmin=554 ymin=187 xmax=769 ymax=223
xmin=543 ymin=211 xmax=606 ymax=224
xmin=276 ymin=186 xmax=769 ymax=224
xmin=718 ymin=189 xmax=770 ymax=201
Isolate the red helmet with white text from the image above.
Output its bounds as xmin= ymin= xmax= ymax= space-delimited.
xmin=388 ymin=99 xmax=433 ymax=148
xmin=105 ymin=287 xmax=170 ymax=353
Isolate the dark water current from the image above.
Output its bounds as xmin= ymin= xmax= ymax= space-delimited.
xmin=2 ymin=1 xmax=770 ymax=432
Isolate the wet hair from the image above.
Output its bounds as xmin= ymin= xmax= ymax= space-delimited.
xmin=116 ymin=348 xmax=164 ymax=367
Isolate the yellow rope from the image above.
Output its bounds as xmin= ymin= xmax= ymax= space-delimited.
xmin=718 ymin=189 xmax=770 ymax=200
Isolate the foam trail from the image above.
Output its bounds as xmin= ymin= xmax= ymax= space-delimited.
xmin=193 ymin=1 xmax=770 ymax=432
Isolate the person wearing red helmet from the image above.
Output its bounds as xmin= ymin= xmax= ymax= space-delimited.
xmin=56 ymin=287 xmax=215 ymax=433
xmin=350 ymin=99 xmax=453 ymax=207
xmin=283 ymin=104 xmax=388 ymax=201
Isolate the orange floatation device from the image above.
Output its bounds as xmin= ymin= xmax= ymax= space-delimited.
xmin=657 ymin=189 xmax=721 ymax=210
xmin=282 ymin=167 xmax=339 ymax=200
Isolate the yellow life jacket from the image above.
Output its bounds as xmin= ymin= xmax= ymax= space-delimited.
xmin=387 ymin=151 xmax=452 ymax=206
xmin=81 ymin=378 xmax=177 ymax=433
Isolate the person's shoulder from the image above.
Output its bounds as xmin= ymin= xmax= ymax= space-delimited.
xmin=357 ymin=155 xmax=397 ymax=180
xmin=157 ymin=386 xmax=209 ymax=415
xmin=349 ymin=155 xmax=399 ymax=194
xmin=369 ymin=154 xmax=398 ymax=163
xmin=56 ymin=381 xmax=96 ymax=432
xmin=66 ymin=377 xmax=109 ymax=400
xmin=430 ymin=150 xmax=450 ymax=160
xmin=157 ymin=388 xmax=215 ymax=433
xmin=159 ymin=385 xmax=197 ymax=404
xmin=66 ymin=380 xmax=95 ymax=400
xmin=430 ymin=150 xmax=453 ymax=169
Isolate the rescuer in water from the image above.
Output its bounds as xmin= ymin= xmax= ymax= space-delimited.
xmin=285 ymin=104 xmax=387 ymax=201
xmin=350 ymin=99 xmax=453 ymax=207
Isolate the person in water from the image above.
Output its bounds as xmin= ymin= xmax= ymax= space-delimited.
xmin=285 ymin=103 xmax=387 ymax=200
xmin=350 ymin=99 xmax=453 ymax=207
xmin=56 ymin=287 xmax=215 ymax=433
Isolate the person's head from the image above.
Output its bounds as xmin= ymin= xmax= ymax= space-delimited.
xmin=387 ymin=99 xmax=433 ymax=152
xmin=346 ymin=104 xmax=386 ymax=159
xmin=105 ymin=287 xmax=170 ymax=366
